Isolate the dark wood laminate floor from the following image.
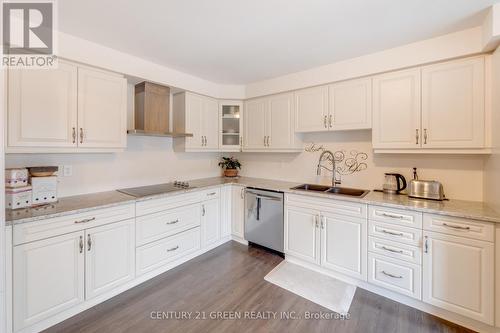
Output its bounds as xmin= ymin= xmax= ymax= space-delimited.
xmin=44 ymin=242 xmax=475 ymax=333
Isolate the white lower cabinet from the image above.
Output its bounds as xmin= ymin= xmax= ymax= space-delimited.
xmin=285 ymin=199 xmax=367 ymax=280
xmin=423 ymin=230 xmax=494 ymax=324
xmin=231 ymin=185 xmax=245 ymax=240
xmin=85 ymin=219 xmax=135 ymax=300
xmin=13 ymin=231 xmax=85 ymax=331
xmin=201 ymin=198 xmax=221 ymax=247
xmin=321 ymin=212 xmax=367 ymax=280
xmin=220 ymin=185 xmax=232 ymax=238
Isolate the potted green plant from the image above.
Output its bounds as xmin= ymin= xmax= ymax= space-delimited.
xmin=218 ymin=156 xmax=241 ymax=177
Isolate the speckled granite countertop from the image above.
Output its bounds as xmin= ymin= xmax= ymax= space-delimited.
xmin=6 ymin=176 xmax=500 ymax=225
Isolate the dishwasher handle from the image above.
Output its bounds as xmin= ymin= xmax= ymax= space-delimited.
xmin=246 ymin=191 xmax=282 ymax=201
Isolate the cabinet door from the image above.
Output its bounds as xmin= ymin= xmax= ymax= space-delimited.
xmin=231 ymin=185 xmax=245 ymax=239
xmin=185 ymin=93 xmax=204 ymax=149
xmin=372 ymin=68 xmax=421 ymax=149
xmin=294 ymin=86 xmax=329 ymax=132
xmin=284 ymin=206 xmax=320 ymax=264
xmin=77 ymin=67 xmax=127 ymax=148
xmin=423 ymin=231 xmax=493 ymax=324
xmin=243 ymin=98 xmax=267 ymax=150
xmin=220 ymin=185 xmax=232 ymax=238
xmin=219 ymin=101 xmax=243 ymax=152
xmin=321 ymin=212 xmax=367 ymax=280
xmin=202 ymin=97 xmax=220 ymax=150
xmin=201 ymin=199 xmax=221 ymax=247
xmin=8 ymin=61 xmax=78 ymax=148
xmin=329 ymin=78 xmax=372 ymax=130
xmin=267 ymin=92 xmax=296 ymax=149
xmin=13 ymin=231 xmax=84 ymax=331
xmin=421 ymin=57 xmax=485 ymax=148
xmin=85 ymin=219 xmax=135 ymax=300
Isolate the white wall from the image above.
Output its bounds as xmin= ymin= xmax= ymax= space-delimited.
xmin=5 ymin=137 xmax=222 ymax=197
xmin=484 ymin=47 xmax=500 ymax=212
xmin=235 ymin=131 xmax=486 ymax=202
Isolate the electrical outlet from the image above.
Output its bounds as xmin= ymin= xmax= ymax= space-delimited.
xmin=63 ymin=165 xmax=73 ymax=177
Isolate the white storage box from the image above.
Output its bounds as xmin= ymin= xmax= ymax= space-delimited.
xmin=31 ymin=176 xmax=58 ymax=205
xmin=6 ymin=186 xmax=32 ymax=209
xmin=5 ymin=168 xmax=28 ymax=188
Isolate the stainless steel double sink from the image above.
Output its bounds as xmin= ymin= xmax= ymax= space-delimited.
xmin=291 ymin=184 xmax=370 ymax=198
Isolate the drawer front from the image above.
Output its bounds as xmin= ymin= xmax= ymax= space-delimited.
xmin=368 ymin=220 xmax=422 ymax=246
xmin=423 ymin=214 xmax=494 ymax=242
xmin=286 ymin=194 xmax=367 ymax=219
xmin=13 ymin=203 xmax=135 ymax=245
xmin=136 ymin=191 xmax=201 ymax=216
xmin=369 ymin=205 xmax=422 ymax=229
xmin=136 ymin=203 xmax=201 ymax=246
xmin=368 ymin=253 xmax=422 ymax=299
xmin=368 ymin=236 xmax=422 ymax=265
xmin=199 ymin=188 xmax=220 ymax=200
xmin=136 ymin=227 xmax=201 ymax=276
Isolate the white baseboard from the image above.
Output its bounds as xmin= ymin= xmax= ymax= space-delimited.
xmin=231 ymin=235 xmax=248 ymax=245
xmin=285 ymin=255 xmax=500 ymax=333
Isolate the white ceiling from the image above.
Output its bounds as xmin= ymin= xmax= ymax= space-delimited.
xmin=58 ymin=0 xmax=499 ymax=85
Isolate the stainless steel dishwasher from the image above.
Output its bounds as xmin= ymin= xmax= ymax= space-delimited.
xmin=244 ymin=188 xmax=284 ymax=253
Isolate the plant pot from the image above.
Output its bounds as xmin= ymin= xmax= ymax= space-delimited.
xmin=224 ymin=168 xmax=238 ymax=177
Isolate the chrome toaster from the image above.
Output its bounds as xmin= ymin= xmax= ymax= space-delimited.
xmin=408 ymin=180 xmax=445 ymax=201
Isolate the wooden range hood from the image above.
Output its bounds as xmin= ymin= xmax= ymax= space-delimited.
xmin=127 ymin=81 xmax=192 ymax=137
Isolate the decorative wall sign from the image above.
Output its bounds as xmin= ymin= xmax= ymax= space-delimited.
xmin=305 ymin=143 xmax=368 ymax=175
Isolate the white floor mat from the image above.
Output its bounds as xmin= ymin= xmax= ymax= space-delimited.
xmin=264 ymin=261 xmax=356 ymax=314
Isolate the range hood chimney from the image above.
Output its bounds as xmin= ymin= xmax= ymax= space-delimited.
xmin=127 ymin=81 xmax=193 ymax=138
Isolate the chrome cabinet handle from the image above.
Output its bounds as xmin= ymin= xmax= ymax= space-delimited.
xmin=72 ymin=127 xmax=76 ymax=144
xmin=381 ymin=270 xmax=403 ymax=279
xmin=74 ymin=217 xmax=96 ymax=224
xmin=207 ymin=192 xmax=217 ymax=196
xmin=266 ymin=136 xmax=270 ymax=147
xmin=320 ymin=216 xmax=325 ymax=229
xmin=323 ymin=115 xmax=328 ymax=128
xmin=166 ymin=219 xmax=179 ymax=225
xmin=204 ymin=136 xmax=208 ymax=146
xmin=381 ymin=229 xmax=404 ymax=237
xmin=87 ymin=234 xmax=92 ymax=251
xmin=424 ymin=129 xmax=428 ymax=144
xmin=202 ymin=205 xmax=205 ymax=216
xmin=314 ymin=215 xmax=319 ymax=228
xmin=240 ymin=188 xmax=244 ymax=199
xmin=79 ymin=128 xmax=84 ymax=144
xmin=416 ymin=129 xmax=419 ymax=145
xmin=381 ymin=212 xmax=405 ymax=220
xmin=442 ymin=223 xmax=470 ymax=230
xmin=381 ymin=246 xmax=404 ymax=254
xmin=167 ymin=245 xmax=179 ymax=252
xmin=424 ymin=236 xmax=429 ymax=254
xmin=79 ymin=236 xmax=83 ymax=253
xmin=328 ymin=114 xmax=333 ymax=128
xmin=264 ymin=136 xmax=267 ymax=146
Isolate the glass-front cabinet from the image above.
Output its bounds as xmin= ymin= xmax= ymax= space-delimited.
xmin=219 ymin=100 xmax=243 ymax=152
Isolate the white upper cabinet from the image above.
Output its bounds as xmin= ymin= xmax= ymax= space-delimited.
xmin=372 ymin=68 xmax=422 ymax=149
xmin=329 ymin=78 xmax=372 ymax=131
xmin=8 ymin=61 xmax=78 ymax=148
xmin=219 ymin=100 xmax=243 ymax=152
xmin=174 ymin=92 xmax=220 ymax=152
xmin=421 ymin=57 xmax=485 ymax=148
xmin=294 ymin=85 xmax=329 ymax=132
xmin=243 ymin=93 xmax=301 ymax=152
xmin=267 ymin=92 xmax=297 ymax=149
xmin=243 ymin=98 xmax=267 ymax=150
xmin=77 ymin=67 xmax=127 ymax=148
xmin=7 ymin=60 xmax=127 ymax=153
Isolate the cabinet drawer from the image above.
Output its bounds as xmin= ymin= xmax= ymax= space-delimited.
xmin=136 ymin=192 xmax=201 ymax=216
xmin=136 ymin=227 xmax=201 ymax=276
xmin=199 ymin=188 xmax=220 ymax=200
xmin=369 ymin=205 xmax=422 ymax=228
xmin=13 ymin=203 xmax=135 ymax=245
xmin=286 ymin=194 xmax=367 ymax=219
xmin=368 ymin=236 xmax=421 ymax=265
xmin=368 ymin=220 xmax=422 ymax=246
xmin=368 ymin=253 xmax=421 ymax=300
xmin=136 ymin=203 xmax=201 ymax=246
xmin=423 ymin=214 xmax=494 ymax=242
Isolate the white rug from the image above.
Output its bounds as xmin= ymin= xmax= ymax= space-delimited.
xmin=264 ymin=261 xmax=356 ymax=314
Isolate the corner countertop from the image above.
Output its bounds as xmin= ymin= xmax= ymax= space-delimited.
xmin=6 ymin=176 xmax=500 ymax=225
